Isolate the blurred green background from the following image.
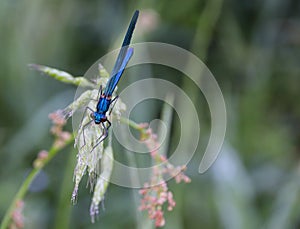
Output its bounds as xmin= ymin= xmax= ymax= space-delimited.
xmin=1 ymin=0 xmax=300 ymax=228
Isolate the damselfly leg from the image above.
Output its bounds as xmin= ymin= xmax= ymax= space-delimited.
xmin=77 ymin=106 xmax=94 ymax=149
xmin=91 ymin=120 xmax=111 ymax=152
xmin=97 ymin=85 xmax=103 ymax=99
xmin=109 ymin=95 xmax=119 ymax=115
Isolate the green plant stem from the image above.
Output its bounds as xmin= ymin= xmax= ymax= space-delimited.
xmin=119 ymin=116 xmax=148 ymax=134
xmin=0 ymin=135 xmax=74 ymax=229
xmin=53 ymin=147 xmax=76 ymax=229
xmin=28 ymin=64 xmax=96 ymax=88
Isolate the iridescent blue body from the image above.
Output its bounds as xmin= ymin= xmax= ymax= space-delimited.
xmin=81 ymin=10 xmax=139 ymax=149
xmin=94 ymin=95 xmax=111 ymax=124
xmin=93 ymin=46 xmax=134 ymax=125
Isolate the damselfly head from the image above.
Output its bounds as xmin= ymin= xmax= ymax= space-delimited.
xmin=92 ymin=112 xmax=107 ymax=124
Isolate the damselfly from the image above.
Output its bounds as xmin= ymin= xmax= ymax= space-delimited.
xmin=79 ymin=10 xmax=139 ymax=150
